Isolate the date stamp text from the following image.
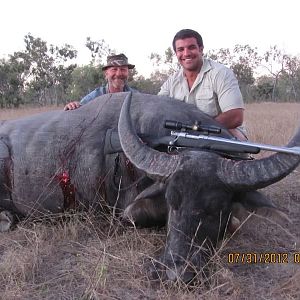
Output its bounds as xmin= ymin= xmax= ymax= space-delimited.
xmin=227 ymin=252 xmax=300 ymax=264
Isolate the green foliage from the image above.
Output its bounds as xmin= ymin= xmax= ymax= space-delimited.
xmin=254 ymin=76 xmax=274 ymax=101
xmin=0 ymin=58 xmax=27 ymax=107
xmin=0 ymin=34 xmax=78 ymax=107
xmin=131 ymin=75 xmax=161 ymax=95
xmin=66 ymin=65 xmax=105 ymax=101
xmin=1 ymin=35 xmax=300 ymax=106
xmin=232 ymin=63 xmax=255 ymax=85
xmin=22 ymin=34 xmax=78 ymax=105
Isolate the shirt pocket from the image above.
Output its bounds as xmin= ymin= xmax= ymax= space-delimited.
xmin=195 ymin=89 xmax=218 ymax=117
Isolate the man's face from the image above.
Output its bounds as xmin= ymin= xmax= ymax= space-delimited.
xmin=175 ymin=37 xmax=204 ymax=72
xmin=105 ymin=66 xmax=129 ymax=90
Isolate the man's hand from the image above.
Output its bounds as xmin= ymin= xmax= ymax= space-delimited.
xmin=64 ymin=101 xmax=81 ymax=111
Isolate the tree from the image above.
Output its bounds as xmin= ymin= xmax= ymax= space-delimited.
xmin=146 ymin=47 xmax=180 ymax=93
xmin=150 ymin=47 xmax=180 ymax=76
xmin=206 ymin=45 xmax=261 ymax=102
xmin=7 ymin=34 xmax=78 ymax=106
xmin=207 ymin=45 xmax=260 ymax=83
xmin=206 ymin=47 xmax=234 ymax=66
xmin=279 ymin=55 xmax=300 ymax=101
xmin=0 ymin=58 xmax=26 ymax=107
xmin=26 ymin=34 xmax=77 ymax=104
xmin=85 ymin=37 xmax=114 ymax=65
xmin=131 ymin=71 xmax=167 ymax=94
xmin=254 ymin=76 xmax=274 ymax=101
xmin=66 ymin=64 xmax=104 ymax=101
xmin=260 ymin=46 xmax=291 ymax=101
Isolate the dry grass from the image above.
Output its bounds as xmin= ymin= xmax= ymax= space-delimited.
xmin=0 ymin=105 xmax=62 ymax=120
xmin=245 ymin=102 xmax=300 ymax=145
xmin=0 ymin=102 xmax=299 ymax=299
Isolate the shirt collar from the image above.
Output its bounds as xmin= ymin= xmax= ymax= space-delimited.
xmin=179 ymin=58 xmax=212 ymax=91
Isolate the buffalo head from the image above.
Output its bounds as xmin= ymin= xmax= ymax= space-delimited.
xmin=118 ymin=92 xmax=300 ymax=283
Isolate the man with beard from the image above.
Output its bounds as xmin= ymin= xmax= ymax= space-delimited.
xmin=64 ymin=53 xmax=136 ymax=110
xmin=158 ymin=29 xmax=247 ymax=140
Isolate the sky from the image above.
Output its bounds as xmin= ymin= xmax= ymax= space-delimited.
xmin=1 ymin=0 xmax=299 ymax=78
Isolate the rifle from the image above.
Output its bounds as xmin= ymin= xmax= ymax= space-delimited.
xmin=104 ymin=121 xmax=300 ymax=157
xmin=164 ymin=120 xmax=300 ymax=156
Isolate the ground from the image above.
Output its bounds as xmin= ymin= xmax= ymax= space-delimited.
xmin=0 ymin=169 xmax=299 ymax=300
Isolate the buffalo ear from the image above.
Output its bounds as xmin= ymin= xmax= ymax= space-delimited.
xmin=233 ymin=190 xmax=277 ymax=211
xmin=122 ymin=182 xmax=168 ymax=228
xmin=122 ymin=196 xmax=167 ymax=228
xmin=134 ymin=182 xmax=166 ymax=201
xmin=232 ymin=191 xmax=291 ymax=224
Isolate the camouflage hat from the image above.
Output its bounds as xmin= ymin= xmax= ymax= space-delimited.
xmin=102 ymin=53 xmax=135 ymax=70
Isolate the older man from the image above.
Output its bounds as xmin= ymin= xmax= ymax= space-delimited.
xmin=158 ymin=29 xmax=247 ymax=140
xmin=64 ymin=53 xmax=136 ymax=110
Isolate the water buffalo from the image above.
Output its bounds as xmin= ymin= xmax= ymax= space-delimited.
xmin=0 ymin=91 xmax=235 ymax=230
xmin=0 ymin=92 xmax=299 ymax=283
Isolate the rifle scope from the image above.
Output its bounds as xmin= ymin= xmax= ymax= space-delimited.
xmin=164 ymin=120 xmax=221 ymax=134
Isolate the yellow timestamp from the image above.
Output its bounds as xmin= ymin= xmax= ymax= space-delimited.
xmin=227 ymin=252 xmax=300 ymax=264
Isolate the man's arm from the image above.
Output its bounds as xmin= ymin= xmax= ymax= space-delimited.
xmin=214 ymin=108 xmax=244 ymax=129
xmin=215 ymin=67 xmax=244 ymax=116
xmin=157 ymin=80 xmax=171 ymax=96
xmin=215 ymin=108 xmax=247 ymax=140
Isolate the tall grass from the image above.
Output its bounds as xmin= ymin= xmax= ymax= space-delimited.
xmin=245 ymin=102 xmax=300 ymax=145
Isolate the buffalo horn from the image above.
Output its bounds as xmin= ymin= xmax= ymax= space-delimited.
xmin=118 ymin=92 xmax=180 ymax=178
xmin=217 ymin=126 xmax=300 ymax=190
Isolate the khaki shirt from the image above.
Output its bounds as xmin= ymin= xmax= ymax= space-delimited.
xmin=158 ymin=58 xmax=244 ymax=118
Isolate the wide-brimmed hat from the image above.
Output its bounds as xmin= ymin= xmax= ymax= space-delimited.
xmin=102 ymin=53 xmax=135 ymax=70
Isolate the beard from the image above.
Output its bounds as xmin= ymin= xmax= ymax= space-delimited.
xmin=108 ymin=77 xmax=127 ymax=90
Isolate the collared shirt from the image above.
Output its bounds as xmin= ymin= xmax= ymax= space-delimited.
xmin=158 ymin=58 xmax=244 ymax=118
xmin=80 ymin=84 xmax=136 ymax=105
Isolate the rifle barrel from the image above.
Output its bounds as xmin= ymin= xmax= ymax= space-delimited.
xmin=171 ymin=132 xmax=300 ymax=156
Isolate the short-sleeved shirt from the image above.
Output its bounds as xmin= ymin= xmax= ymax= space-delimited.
xmin=80 ymin=84 xmax=136 ymax=105
xmin=158 ymin=58 xmax=244 ymax=118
